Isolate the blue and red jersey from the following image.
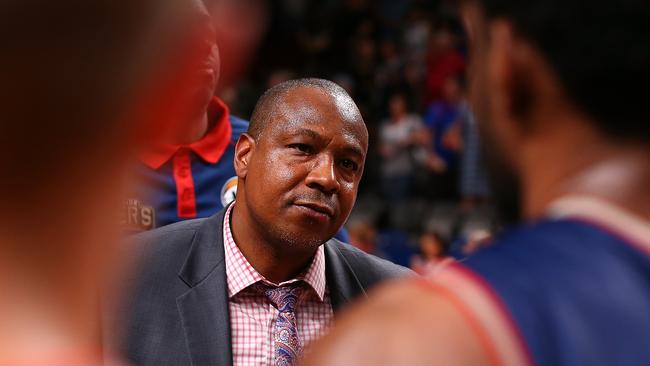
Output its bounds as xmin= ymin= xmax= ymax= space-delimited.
xmin=430 ymin=196 xmax=650 ymax=366
xmin=124 ymin=97 xmax=247 ymax=231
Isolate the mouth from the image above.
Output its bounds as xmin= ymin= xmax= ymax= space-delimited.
xmin=293 ymin=202 xmax=335 ymax=220
xmin=191 ymin=67 xmax=216 ymax=92
xmin=198 ymin=66 xmax=215 ymax=75
xmin=195 ymin=62 xmax=216 ymax=77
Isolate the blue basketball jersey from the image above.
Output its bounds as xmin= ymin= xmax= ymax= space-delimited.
xmin=451 ymin=197 xmax=650 ymax=365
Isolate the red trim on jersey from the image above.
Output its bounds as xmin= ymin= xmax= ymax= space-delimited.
xmin=173 ymin=148 xmax=197 ymax=218
xmin=418 ymin=264 xmax=534 ymax=366
xmin=453 ymin=265 xmax=534 ymax=365
xmin=139 ymin=96 xmax=233 ymax=169
xmin=414 ymin=277 xmax=505 ymax=366
xmin=548 ymin=195 xmax=650 ymax=257
xmin=139 ymin=96 xmax=233 ymax=218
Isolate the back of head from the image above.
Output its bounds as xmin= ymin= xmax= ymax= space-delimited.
xmin=474 ymin=0 xmax=650 ymax=142
xmin=0 ymin=0 xmax=192 ymax=248
xmin=0 ymin=0 xmax=200 ymax=361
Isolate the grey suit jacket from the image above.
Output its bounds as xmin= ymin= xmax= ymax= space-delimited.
xmin=119 ymin=207 xmax=412 ymax=366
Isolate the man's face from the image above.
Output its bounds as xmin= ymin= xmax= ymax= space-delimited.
xmin=462 ymin=3 xmax=522 ymax=224
xmin=242 ymin=87 xmax=368 ymax=251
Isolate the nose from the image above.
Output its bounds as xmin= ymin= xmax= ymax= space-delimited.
xmin=305 ymin=154 xmax=341 ymax=194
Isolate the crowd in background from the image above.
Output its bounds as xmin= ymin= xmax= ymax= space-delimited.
xmin=218 ymin=0 xmax=494 ymax=269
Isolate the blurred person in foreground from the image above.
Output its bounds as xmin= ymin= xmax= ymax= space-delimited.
xmin=0 ymin=0 xmax=202 ymax=364
xmin=305 ymin=0 xmax=650 ymax=365
xmin=120 ymin=79 xmax=411 ymax=366
xmin=124 ymin=0 xmax=250 ymax=233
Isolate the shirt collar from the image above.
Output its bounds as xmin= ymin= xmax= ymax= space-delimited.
xmin=223 ymin=202 xmax=327 ymax=301
xmin=139 ymin=96 xmax=233 ymax=169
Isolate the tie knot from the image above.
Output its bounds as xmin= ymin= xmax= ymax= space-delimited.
xmin=262 ymin=284 xmax=303 ymax=313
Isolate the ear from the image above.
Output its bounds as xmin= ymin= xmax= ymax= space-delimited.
xmin=487 ymin=20 xmax=516 ymax=126
xmin=489 ymin=20 xmax=538 ymax=129
xmin=234 ymin=133 xmax=255 ymax=179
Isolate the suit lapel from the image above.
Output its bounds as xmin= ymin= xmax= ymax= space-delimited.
xmin=176 ymin=208 xmax=233 ymax=366
xmin=173 ymin=216 xmax=366 ymax=363
xmin=324 ymin=241 xmax=367 ymax=313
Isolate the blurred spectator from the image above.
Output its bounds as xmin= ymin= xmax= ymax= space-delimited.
xmin=458 ymin=104 xmax=490 ymax=211
xmin=379 ymin=93 xmax=427 ymax=202
xmin=296 ymin=3 xmax=335 ymax=74
xmin=402 ymin=6 xmax=433 ymax=63
xmin=375 ymin=38 xmax=405 ymax=92
xmin=348 ymin=35 xmax=378 ymax=115
xmin=424 ymin=26 xmax=465 ymax=104
xmin=424 ymin=76 xmax=464 ymax=167
xmin=422 ymin=75 xmax=465 ymax=199
xmin=410 ymin=231 xmax=453 ymax=275
xmin=347 ymin=217 xmax=380 ymax=255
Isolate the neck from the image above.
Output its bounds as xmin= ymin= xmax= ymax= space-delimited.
xmin=163 ymin=111 xmax=209 ymax=145
xmin=519 ymin=117 xmax=650 ymax=221
xmin=230 ymin=202 xmax=318 ymax=284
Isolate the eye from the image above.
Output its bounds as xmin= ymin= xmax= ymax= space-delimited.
xmin=288 ymin=143 xmax=313 ymax=154
xmin=339 ymin=159 xmax=358 ymax=172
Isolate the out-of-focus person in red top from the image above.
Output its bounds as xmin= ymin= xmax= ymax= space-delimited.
xmin=424 ymin=26 xmax=465 ymax=104
xmin=410 ymin=231 xmax=454 ymax=276
xmin=0 ymin=0 xmax=208 ymax=364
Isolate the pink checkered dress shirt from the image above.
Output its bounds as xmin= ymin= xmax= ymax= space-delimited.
xmin=223 ymin=204 xmax=334 ymax=365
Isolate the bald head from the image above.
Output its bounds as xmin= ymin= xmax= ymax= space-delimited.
xmin=249 ymin=78 xmax=365 ymax=140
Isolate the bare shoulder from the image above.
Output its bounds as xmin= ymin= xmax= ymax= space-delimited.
xmin=303 ymin=278 xmax=490 ymax=366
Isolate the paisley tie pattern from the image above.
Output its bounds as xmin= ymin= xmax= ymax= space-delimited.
xmin=262 ymin=284 xmax=304 ymax=366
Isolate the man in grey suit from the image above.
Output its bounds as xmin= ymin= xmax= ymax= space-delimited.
xmin=119 ymin=78 xmax=411 ymax=366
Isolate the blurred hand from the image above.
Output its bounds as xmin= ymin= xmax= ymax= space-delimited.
xmin=442 ymin=123 xmax=462 ymax=151
xmin=426 ymin=153 xmax=447 ymax=173
xmin=462 ymin=230 xmax=492 ymax=255
xmin=412 ymin=128 xmax=432 ymax=146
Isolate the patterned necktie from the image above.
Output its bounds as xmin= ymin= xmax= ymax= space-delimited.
xmin=263 ymin=284 xmax=304 ymax=366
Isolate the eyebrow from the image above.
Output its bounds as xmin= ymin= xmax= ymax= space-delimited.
xmin=342 ymin=145 xmax=365 ymax=159
xmin=339 ymin=133 xmax=366 ymax=159
xmin=291 ymin=127 xmax=365 ymax=157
